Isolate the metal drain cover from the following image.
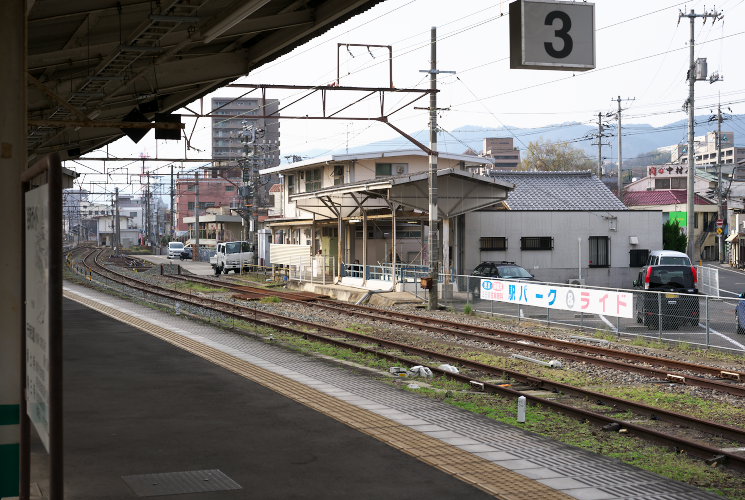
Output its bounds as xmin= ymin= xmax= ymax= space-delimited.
xmin=122 ymin=469 xmax=241 ymax=497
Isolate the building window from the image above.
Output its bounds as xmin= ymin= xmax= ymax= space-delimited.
xmin=129 ymin=211 xmax=137 ymax=218
xmin=589 ymin=236 xmax=610 ymax=268
xmin=375 ymin=163 xmax=392 ymax=177
xmin=375 ymin=162 xmax=407 ymax=177
xmin=654 ymin=178 xmax=670 ymax=189
xmin=520 ymin=237 xmax=553 ymax=250
xmin=187 ymin=184 xmax=195 ymax=191
xmin=187 ymin=202 xmax=195 ymax=210
xmin=333 ymin=164 xmax=344 ymax=185
xmin=629 ymin=249 xmax=649 ymax=267
xmin=286 ymin=174 xmax=296 ymax=195
xmin=671 ymin=177 xmax=686 ymax=189
xmin=305 ymin=168 xmax=322 ymax=192
xmin=480 ymin=237 xmax=507 ymax=251
xmin=225 ymin=185 xmax=235 ymax=192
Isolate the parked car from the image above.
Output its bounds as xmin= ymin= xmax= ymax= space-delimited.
xmin=469 ymin=261 xmax=535 ymax=292
xmin=167 ymin=241 xmax=184 ymax=259
xmin=645 ymin=250 xmax=692 ymax=267
xmin=633 ymin=265 xmax=699 ymax=329
xmin=179 ymin=246 xmax=193 ymax=260
xmin=736 ymin=293 xmax=745 ymax=335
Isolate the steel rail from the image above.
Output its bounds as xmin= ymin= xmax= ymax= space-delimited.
xmin=75 ymin=250 xmax=745 ymax=469
xmin=169 ymin=274 xmax=745 ymax=395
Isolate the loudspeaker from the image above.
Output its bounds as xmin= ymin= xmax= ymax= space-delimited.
xmin=120 ymin=108 xmax=149 ymax=143
xmin=154 ymin=113 xmax=181 ymax=140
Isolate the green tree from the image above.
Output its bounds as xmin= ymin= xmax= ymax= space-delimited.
xmin=662 ymin=220 xmax=687 ymax=252
xmin=519 ymin=138 xmax=595 ymax=172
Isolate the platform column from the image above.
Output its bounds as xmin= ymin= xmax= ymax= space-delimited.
xmin=0 ymin=1 xmax=26 ymax=497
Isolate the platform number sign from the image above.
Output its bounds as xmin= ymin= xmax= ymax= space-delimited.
xmin=510 ymin=0 xmax=595 ymax=71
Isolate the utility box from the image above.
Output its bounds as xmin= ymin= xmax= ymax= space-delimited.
xmin=695 ymin=58 xmax=708 ymax=80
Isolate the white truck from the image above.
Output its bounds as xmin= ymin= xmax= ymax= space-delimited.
xmin=210 ymin=241 xmax=256 ymax=274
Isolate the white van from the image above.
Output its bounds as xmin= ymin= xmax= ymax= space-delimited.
xmin=167 ymin=241 xmax=185 ymax=259
xmin=645 ymin=250 xmax=692 ymax=267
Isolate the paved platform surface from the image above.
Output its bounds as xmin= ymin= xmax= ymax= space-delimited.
xmin=48 ymin=281 xmax=723 ymax=499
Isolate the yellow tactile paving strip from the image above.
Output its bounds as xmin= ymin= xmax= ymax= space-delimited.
xmin=65 ymin=289 xmax=572 ymax=499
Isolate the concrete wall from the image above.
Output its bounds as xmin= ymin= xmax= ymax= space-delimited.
xmin=461 ymin=210 xmax=663 ymax=288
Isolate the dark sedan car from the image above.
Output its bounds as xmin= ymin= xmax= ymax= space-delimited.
xmin=633 ymin=265 xmax=699 ymax=329
xmin=468 ymin=261 xmax=535 ymax=292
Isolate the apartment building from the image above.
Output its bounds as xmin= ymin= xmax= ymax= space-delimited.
xmin=482 ymin=137 xmax=520 ymax=169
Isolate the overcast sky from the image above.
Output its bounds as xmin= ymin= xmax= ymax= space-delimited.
xmin=72 ymin=0 xmax=745 ymax=200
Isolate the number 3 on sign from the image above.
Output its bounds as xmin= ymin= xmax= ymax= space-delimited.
xmin=509 ymin=0 xmax=595 ymax=71
xmin=544 ymin=10 xmax=572 ymax=58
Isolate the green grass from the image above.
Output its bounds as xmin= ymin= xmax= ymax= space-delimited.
xmin=173 ymin=282 xmax=227 ymax=293
xmin=463 ymin=303 xmax=474 ymax=315
xmin=420 ymin=390 xmax=745 ymax=499
xmin=259 ymin=296 xmax=282 ymax=303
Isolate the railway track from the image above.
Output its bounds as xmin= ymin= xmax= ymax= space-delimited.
xmin=170 ymin=272 xmax=745 ymax=397
xmin=70 ymin=248 xmax=745 ymax=471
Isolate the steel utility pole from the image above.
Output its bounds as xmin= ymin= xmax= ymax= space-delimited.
xmin=194 ymin=172 xmax=200 ymax=261
xmin=114 ymin=187 xmax=120 ymax=254
xmin=614 ymin=97 xmax=625 ymax=196
xmin=597 ymin=112 xmax=603 ymax=178
xmin=680 ymin=8 xmax=723 ymax=262
xmin=170 ymin=164 xmax=175 ymax=238
xmin=591 ymin=112 xmax=610 ymax=178
xmin=716 ymin=103 xmax=725 ymax=263
xmin=420 ymin=27 xmax=454 ymax=311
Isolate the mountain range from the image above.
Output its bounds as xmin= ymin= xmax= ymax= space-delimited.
xmin=293 ymin=114 xmax=745 ymax=164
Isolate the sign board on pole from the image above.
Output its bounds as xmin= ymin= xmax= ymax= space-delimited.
xmin=510 ymin=0 xmax=595 ymax=71
xmin=25 ymin=184 xmax=51 ymax=452
xmin=716 ymin=219 xmax=724 ymax=227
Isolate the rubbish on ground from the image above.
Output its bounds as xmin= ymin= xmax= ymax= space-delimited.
xmin=408 ymin=365 xmax=433 ymax=378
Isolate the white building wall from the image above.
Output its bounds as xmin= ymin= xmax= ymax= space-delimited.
xmin=462 ymin=210 xmax=663 ymax=288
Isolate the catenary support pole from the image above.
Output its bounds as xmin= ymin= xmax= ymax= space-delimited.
xmin=194 ymin=172 xmax=200 ymax=261
xmin=115 ymin=188 xmax=120 ymax=254
xmin=427 ymin=27 xmax=439 ymax=310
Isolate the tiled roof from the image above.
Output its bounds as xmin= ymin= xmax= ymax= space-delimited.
xmin=269 ymin=183 xmax=283 ymax=193
xmin=486 ymin=171 xmax=627 ymax=210
xmin=623 ymin=190 xmax=714 ymax=206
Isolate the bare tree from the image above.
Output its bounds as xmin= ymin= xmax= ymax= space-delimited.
xmin=519 ymin=138 xmax=595 ymax=172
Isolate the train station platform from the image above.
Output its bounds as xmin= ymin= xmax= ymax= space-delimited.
xmin=43 ymin=280 xmax=723 ymax=499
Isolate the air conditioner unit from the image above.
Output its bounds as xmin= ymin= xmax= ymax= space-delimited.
xmin=567 ymin=278 xmax=585 ymax=286
xmin=395 ymin=165 xmax=407 ymax=175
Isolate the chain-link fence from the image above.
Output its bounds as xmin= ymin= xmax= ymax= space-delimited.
xmin=406 ymin=273 xmax=745 ymax=354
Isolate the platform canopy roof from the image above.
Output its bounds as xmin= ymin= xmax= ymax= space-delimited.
xmin=288 ymin=168 xmax=514 ymax=220
xmin=27 ymin=0 xmax=383 ymax=162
